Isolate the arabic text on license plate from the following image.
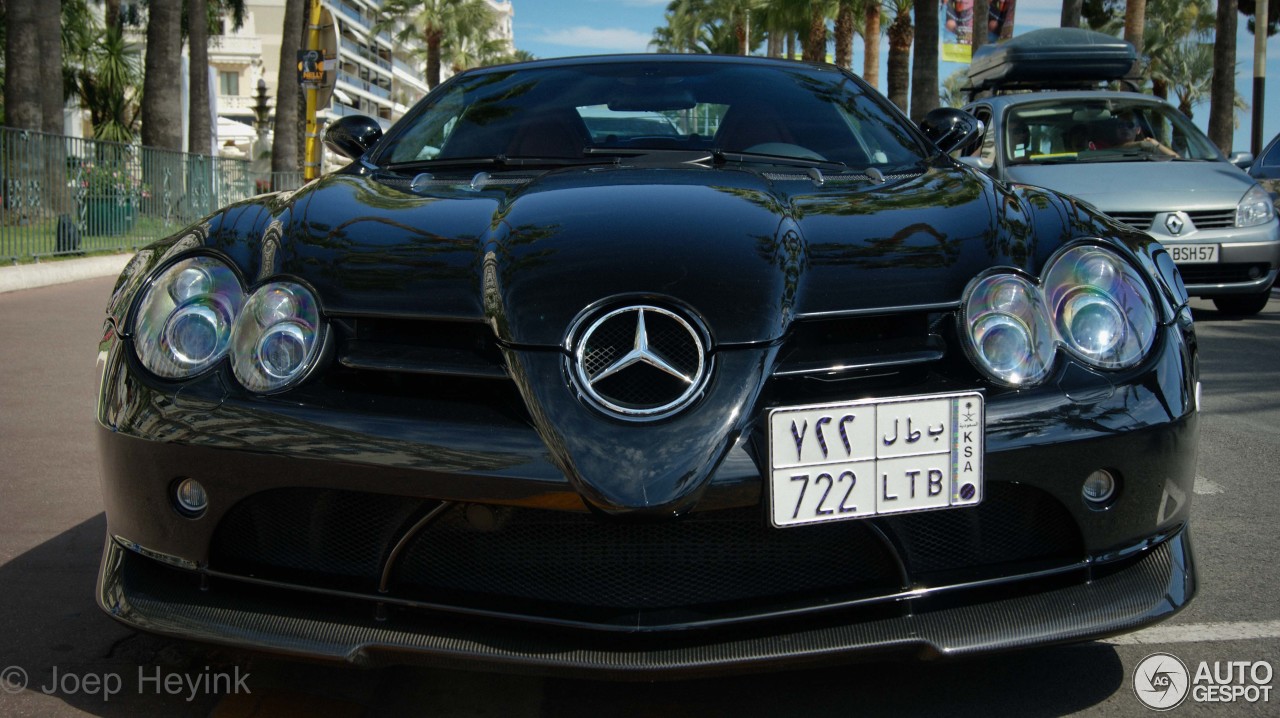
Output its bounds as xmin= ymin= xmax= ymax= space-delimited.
xmin=1168 ymin=244 xmax=1219 ymax=264
xmin=768 ymin=392 xmax=983 ymax=528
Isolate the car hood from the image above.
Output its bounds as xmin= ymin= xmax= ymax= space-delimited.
xmin=263 ymin=164 xmax=1065 ymax=347
xmin=1006 ymin=160 xmax=1253 ymax=212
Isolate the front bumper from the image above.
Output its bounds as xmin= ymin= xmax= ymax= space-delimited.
xmin=97 ymin=525 xmax=1196 ymax=678
xmin=1149 ymin=220 xmax=1280 ymax=296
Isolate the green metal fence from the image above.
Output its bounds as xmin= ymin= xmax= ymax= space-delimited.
xmin=0 ymin=127 xmax=305 ymax=262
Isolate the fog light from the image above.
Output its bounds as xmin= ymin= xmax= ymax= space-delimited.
xmin=1082 ymin=469 xmax=1116 ymax=506
xmin=174 ymin=478 xmax=208 ymax=516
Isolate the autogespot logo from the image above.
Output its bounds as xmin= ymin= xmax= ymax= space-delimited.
xmin=1134 ymin=652 xmax=1191 ymax=711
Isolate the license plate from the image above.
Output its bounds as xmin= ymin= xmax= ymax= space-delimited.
xmin=1168 ymin=244 xmax=1219 ymax=264
xmin=768 ymin=392 xmax=984 ymax=528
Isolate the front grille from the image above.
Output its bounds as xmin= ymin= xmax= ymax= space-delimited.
xmin=207 ymin=483 xmax=1085 ymax=624
xmin=392 ymin=506 xmax=898 ymax=609
xmin=332 ymin=316 xmax=508 ymax=379
xmin=1108 ymin=210 xmax=1237 ymax=232
xmin=883 ymin=483 xmax=1082 ymax=575
xmin=1108 ymin=212 xmax=1155 ymax=230
xmin=210 ymin=489 xmax=433 ymax=589
xmin=1176 ymin=262 xmax=1272 ymax=286
xmin=1186 ymin=209 xmax=1236 ymax=229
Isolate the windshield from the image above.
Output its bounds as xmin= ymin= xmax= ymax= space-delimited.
xmin=376 ymin=61 xmax=931 ymax=171
xmin=1003 ymin=98 xmax=1221 ymax=164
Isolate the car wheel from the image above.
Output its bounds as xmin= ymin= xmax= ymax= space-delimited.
xmin=1211 ymin=292 xmax=1272 ymax=316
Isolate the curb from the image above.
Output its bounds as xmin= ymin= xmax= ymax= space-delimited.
xmin=0 ymin=254 xmax=133 ymax=295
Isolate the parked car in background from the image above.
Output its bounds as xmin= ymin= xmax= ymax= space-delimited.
xmin=1248 ymin=131 xmax=1280 ymax=205
xmin=96 ymin=54 xmax=1198 ymax=677
xmin=962 ymin=28 xmax=1279 ymax=315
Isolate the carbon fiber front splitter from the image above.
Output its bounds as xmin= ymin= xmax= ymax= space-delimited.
xmin=96 ymin=526 xmax=1196 ymax=679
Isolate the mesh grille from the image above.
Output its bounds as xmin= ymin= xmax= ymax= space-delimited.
xmin=210 ymin=489 xmax=429 ymax=585
xmin=392 ymin=506 xmax=899 ymax=609
xmin=881 ymin=483 xmax=1083 ymax=575
xmin=206 ymin=484 xmax=1085 ymax=620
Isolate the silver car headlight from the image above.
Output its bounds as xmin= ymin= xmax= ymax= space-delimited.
xmin=132 ymin=256 xmax=245 ymax=379
xmin=230 ymin=281 xmax=325 ymax=393
xmin=1237 ymin=184 xmax=1276 ymax=227
xmin=960 ymin=272 xmax=1055 ymax=387
xmin=1043 ymin=246 xmax=1157 ymax=369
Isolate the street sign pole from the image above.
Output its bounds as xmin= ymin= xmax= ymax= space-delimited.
xmin=303 ymin=0 xmax=323 ymax=181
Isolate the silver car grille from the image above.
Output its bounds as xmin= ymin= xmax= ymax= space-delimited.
xmin=1108 ymin=209 xmax=1236 ymax=231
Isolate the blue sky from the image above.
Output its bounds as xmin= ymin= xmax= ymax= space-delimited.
xmin=513 ymin=0 xmax=1280 ymax=154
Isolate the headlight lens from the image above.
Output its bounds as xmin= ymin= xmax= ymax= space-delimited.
xmin=133 ymin=257 xmax=244 ymax=378
xmin=231 ymin=282 xmax=323 ymax=393
xmin=1237 ymin=184 xmax=1276 ymax=227
xmin=1043 ymin=246 xmax=1157 ymax=369
xmin=961 ymin=244 xmax=1159 ymax=385
xmin=961 ymin=273 xmax=1055 ymax=387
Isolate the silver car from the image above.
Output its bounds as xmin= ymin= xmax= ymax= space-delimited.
xmin=963 ymin=91 xmax=1279 ymax=315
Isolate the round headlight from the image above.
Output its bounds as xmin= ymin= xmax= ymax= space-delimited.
xmin=961 ymin=273 xmax=1055 ymax=387
xmin=231 ymin=281 xmax=324 ymax=393
xmin=132 ymin=256 xmax=244 ymax=379
xmin=1043 ymin=245 xmax=1156 ymax=369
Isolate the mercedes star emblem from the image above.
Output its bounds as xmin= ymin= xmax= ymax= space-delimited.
xmin=571 ymin=304 xmax=709 ymax=419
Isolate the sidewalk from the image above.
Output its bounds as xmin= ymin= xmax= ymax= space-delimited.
xmin=0 ymin=253 xmax=133 ymax=294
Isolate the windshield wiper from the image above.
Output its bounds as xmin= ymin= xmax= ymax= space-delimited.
xmin=385 ymin=154 xmax=619 ymax=171
xmin=711 ymin=149 xmax=850 ymax=172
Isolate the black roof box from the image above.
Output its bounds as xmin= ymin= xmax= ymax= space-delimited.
xmin=965 ymin=28 xmax=1139 ymax=96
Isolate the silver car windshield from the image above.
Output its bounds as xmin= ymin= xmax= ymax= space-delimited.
xmin=1004 ymin=99 xmax=1220 ymax=164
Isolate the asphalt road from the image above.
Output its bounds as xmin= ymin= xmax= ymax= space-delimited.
xmin=0 ymin=277 xmax=1276 ymax=717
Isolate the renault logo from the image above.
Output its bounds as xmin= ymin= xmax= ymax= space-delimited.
xmin=570 ymin=305 xmax=709 ymax=419
xmin=1165 ymin=213 xmax=1186 ymax=236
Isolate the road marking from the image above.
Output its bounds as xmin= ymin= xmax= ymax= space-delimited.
xmin=1104 ymin=619 xmax=1280 ymax=645
xmin=1194 ymin=476 xmax=1224 ymax=495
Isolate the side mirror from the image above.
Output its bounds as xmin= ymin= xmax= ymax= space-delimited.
xmin=1228 ymin=151 xmax=1254 ymax=169
xmin=324 ymin=115 xmax=383 ymax=160
xmin=919 ymin=108 xmax=984 ymax=156
xmin=957 ymin=156 xmax=994 ymax=172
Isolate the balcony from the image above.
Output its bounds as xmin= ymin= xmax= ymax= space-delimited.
xmin=209 ymin=34 xmax=262 ymax=61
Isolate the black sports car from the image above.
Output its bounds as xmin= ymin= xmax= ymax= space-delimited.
xmin=96 ymin=55 xmax=1198 ymax=677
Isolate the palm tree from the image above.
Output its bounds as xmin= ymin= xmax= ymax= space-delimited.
xmin=941 ymin=68 xmax=968 ymax=108
xmin=863 ymin=0 xmax=883 ymax=88
xmin=377 ymin=0 xmax=498 ymax=90
xmin=1208 ymin=0 xmax=1239 ymax=152
xmin=272 ymin=0 xmax=305 ymax=178
xmin=909 ymin=0 xmax=938 ymax=121
xmin=834 ymin=0 xmax=855 ymax=69
xmin=885 ymin=0 xmax=913 ymax=111
xmin=71 ymin=27 xmax=144 ymax=142
xmin=1124 ymin=0 xmax=1147 ymax=54
xmin=1143 ymin=0 xmax=1214 ymax=100
xmin=189 ymin=0 xmax=212 ymax=156
xmin=1165 ymin=41 xmax=1215 ymax=116
xmin=39 ymin=0 xmax=65 ymax=135
xmin=803 ymin=0 xmax=830 ymax=62
xmin=714 ymin=0 xmax=762 ymax=54
xmin=1061 ymin=0 xmax=1083 ymax=27
xmin=141 ymin=0 xmax=183 ymax=151
xmin=4 ymin=0 xmax=43 ymax=130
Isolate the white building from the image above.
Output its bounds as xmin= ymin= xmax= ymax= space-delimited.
xmin=209 ymin=0 xmax=515 ymax=135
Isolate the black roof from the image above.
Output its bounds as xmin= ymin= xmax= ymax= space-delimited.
xmin=965 ymin=28 xmax=1140 ymax=99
